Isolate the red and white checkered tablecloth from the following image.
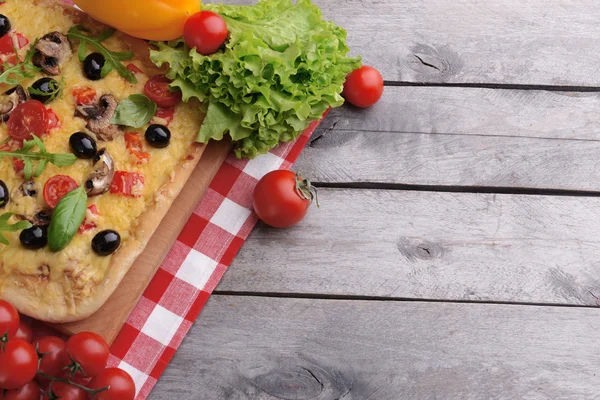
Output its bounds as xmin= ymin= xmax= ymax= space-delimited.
xmin=104 ymin=118 xmax=321 ymax=399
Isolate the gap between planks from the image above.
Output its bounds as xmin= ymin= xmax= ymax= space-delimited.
xmin=212 ymin=291 xmax=600 ymax=309
xmin=383 ymin=81 xmax=600 ymax=93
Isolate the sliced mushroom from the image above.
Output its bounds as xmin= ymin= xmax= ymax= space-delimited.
xmin=32 ymin=32 xmax=72 ymax=76
xmin=31 ymin=210 xmax=52 ymax=226
xmin=85 ymin=149 xmax=115 ymax=196
xmin=76 ymin=94 xmax=120 ymax=141
xmin=0 ymin=86 xmax=27 ymax=122
xmin=15 ymin=210 xmax=52 ymax=226
xmin=20 ymin=180 xmax=37 ymax=197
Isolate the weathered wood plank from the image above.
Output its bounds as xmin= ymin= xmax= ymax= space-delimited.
xmin=296 ymin=86 xmax=600 ymax=191
xmin=152 ymin=295 xmax=600 ymax=399
xmin=212 ymin=0 xmax=600 ymax=85
xmin=219 ymin=188 xmax=600 ymax=306
xmin=317 ymin=87 xmax=600 ymax=141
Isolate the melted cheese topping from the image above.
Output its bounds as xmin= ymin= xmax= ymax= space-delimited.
xmin=0 ymin=0 xmax=202 ymax=300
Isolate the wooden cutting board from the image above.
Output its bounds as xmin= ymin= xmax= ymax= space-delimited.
xmin=53 ymin=139 xmax=232 ymax=344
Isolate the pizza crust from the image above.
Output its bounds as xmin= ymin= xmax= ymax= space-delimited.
xmin=0 ymin=0 xmax=209 ymax=322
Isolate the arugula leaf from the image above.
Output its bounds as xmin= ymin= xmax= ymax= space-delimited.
xmin=0 ymin=135 xmax=77 ymax=180
xmin=48 ymin=186 xmax=87 ymax=251
xmin=28 ymin=77 xmax=63 ymax=103
xmin=111 ymin=94 xmax=157 ymax=128
xmin=0 ymin=213 xmax=32 ymax=245
xmin=0 ymin=39 xmax=41 ymax=85
xmin=67 ymin=26 xmax=137 ymax=83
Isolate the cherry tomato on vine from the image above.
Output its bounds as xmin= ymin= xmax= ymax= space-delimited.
xmin=14 ymin=319 xmax=33 ymax=342
xmin=252 ymin=170 xmax=317 ymax=229
xmin=0 ymin=339 xmax=38 ymax=390
xmin=144 ymin=75 xmax=182 ymax=108
xmin=342 ymin=65 xmax=384 ymax=108
xmin=4 ymin=380 xmax=41 ymax=400
xmin=32 ymin=336 xmax=68 ymax=379
xmin=183 ymin=11 xmax=228 ymax=55
xmin=89 ymin=368 xmax=136 ymax=400
xmin=42 ymin=382 xmax=86 ymax=400
xmin=65 ymin=332 xmax=109 ymax=378
xmin=0 ymin=299 xmax=19 ymax=339
xmin=7 ymin=100 xmax=49 ymax=140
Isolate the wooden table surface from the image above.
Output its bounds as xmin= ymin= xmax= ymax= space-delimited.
xmin=152 ymin=0 xmax=600 ymax=398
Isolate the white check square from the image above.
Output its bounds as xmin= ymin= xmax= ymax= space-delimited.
xmin=141 ymin=305 xmax=184 ymax=345
xmin=243 ymin=152 xmax=284 ymax=180
xmin=210 ymin=198 xmax=252 ymax=235
xmin=117 ymin=361 xmax=148 ymax=396
xmin=176 ymin=250 xmax=218 ymax=289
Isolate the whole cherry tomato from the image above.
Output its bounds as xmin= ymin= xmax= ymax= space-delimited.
xmin=42 ymin=382 xmax=86 ymax=400
xmin=32 ymin=336 xmax=68 ymax=380
xmin=342 ymin=65 xmax=384 ymax=108
xmin=89 ymin=368 xmax=136 ymax=400
xmin=14 ymin=319 xmax=33 ymax=342
xmin=0 ymin=299 xmax=19 ymax=339
xmin=4 ymin=381 xmax=41 ymax=400
xmin=184 ymin=11 xmax=228 ymax=55
xmin=0 ymin=339 xmax=38 ymax=390
xmin=252 ymin=170 xmax=316 ymax=228
xmin=65 ymin=332 xmax=109 ymax=378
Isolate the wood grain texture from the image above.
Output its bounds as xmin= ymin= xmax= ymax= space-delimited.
xmin=219 ymin=188 xmax=600 ymax=306
xmin=152 ymin=295 xmax=600 ymax=400
xmin=54 ymin=140 xmax=231 ymax=344
xmin=212 ymin=0 xmax=600 ymax=85
xmin=295 ymin=86 xmax=600 ymax=191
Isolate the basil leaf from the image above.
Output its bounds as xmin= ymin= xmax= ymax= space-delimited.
xmin=111 ymin=94 xmax=157 ymax=128
xmin=48 ymin=186 xmax=88 ymax=252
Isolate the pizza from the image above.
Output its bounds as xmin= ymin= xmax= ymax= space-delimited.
xmin=0 ymin=0 xmax=205 ymax=322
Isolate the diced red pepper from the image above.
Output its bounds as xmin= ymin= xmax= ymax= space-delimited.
xmin=0 ymin=33 xmax=29 ymax=55
xmin=126 ymin=63 xmax=143 ymax=74
xmin=153 ymin=107 xmax=175 ymax=126
xmin=72 ymin=87 xmax=97 ymax=105
xmin=46 ymin=108 xmax=60 ymax=132
xmin=124 ymin=132 xmax=151 ymax=164
xmin=79 ymin=205 xmax=100 ymax=233
xmin=110 ymin=171 xmax=145 ymax=197
xmin=0 ymin=139 xmax=22 ymax=152
xmin=13 ymin=159 xmax=24 ymax=174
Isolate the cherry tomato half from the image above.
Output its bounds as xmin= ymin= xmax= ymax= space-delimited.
xmin=184 ymin=11 xmax=228 ymax=55
xmin=42 ymin=382 xmax=86 ymax=400
xmin=32 ymin=336 xmax=68 ymax=380
xmin=0 ymin=339 xmax=38 ymax=390
xmin=65 ymin=331 xmax=110 ymax=378
xmin=89 ymin=368 xmax=136 ymax=400
xmin=4 ymin=380 xmax=41 ymax=400
xmin=342 ymin=65 xmax=384 ymax=108
xmin=14 ymin=319 xmax=33 ymax=342
xmin=7 ymin=100 xmax=49 ymax=140
xmin=144 ymin=75 xmax=182 ymax=108
xmin=252 ymin=170 xmax=316 ymax=229
xmin=0 ymin=299 xmax=19 ymax=339
xmin=43 ymin=175 xmax=79 ymax=209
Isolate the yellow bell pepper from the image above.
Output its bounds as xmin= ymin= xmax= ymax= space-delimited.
xmin=73 ymin=0 xmax=201 ymax=41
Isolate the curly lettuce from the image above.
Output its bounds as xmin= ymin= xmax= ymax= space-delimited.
xmin=150 ymin=0 xmax=361 ymax=158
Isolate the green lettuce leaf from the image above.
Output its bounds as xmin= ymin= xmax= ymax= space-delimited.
xmin=150 ymin=0 xmax=360 ymax=158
